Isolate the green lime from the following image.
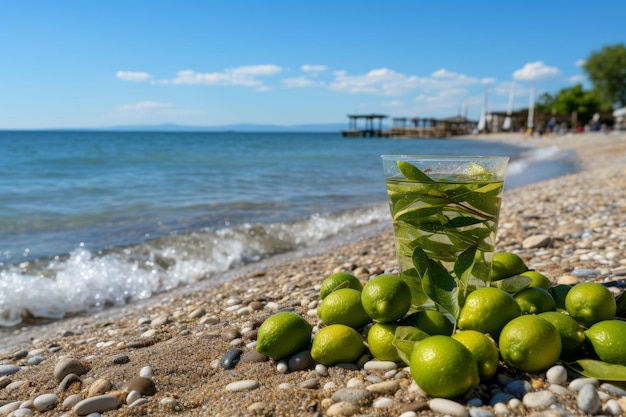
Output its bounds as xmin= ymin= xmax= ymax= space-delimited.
xmin=320 ymin=272 xmax=363 ymax=300
xmin=367 ymin=322 xmax=402 ymax=362
xmin=514 ymin=287 xmax=556 ymax=315
xmin=361 ymin=274 xmax=411 ymax=323
xmin=317 ymin=288 xmax=371 ymax=329
xmin=256 ymin=311 xmax=312 ymax=360
xmin=499 ymin=315 xmax=561 ymax=372
xmin=409 ymin=335 xmax=479 ymax=398
xmin=585 ymin=320 xmax=626 ymax=366
xmin=452 ymin=330 xmax=499 ymax=381
xmin=520 ymin=270 xmax=552 ymax=291
xmin=311 ymin=324 xmax=365 ymax=366
xmin=458 ymin=287 xmax=521 ymax=336
xmin=538 ymin=311 xmax=585 ymax=359
xmin=405 ymin=309 xmax=454 ymax=336
xmin=565 ymin=282 xmax=617 ymax=328
xmin=489 ymin=252 xmax=528 ymax=281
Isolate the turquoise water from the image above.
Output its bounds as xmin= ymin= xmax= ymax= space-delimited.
xmin=0 ymin=130 xmax=577 ymax=325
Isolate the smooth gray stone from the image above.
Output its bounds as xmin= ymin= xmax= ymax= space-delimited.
xmin=0 ymin=364 xmax=21 ymax=376
xmin=73 ymin=395 xmax=120 ymax=416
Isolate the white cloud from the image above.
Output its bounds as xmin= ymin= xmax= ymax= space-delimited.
xmin=282 ymin=76 xmax=315 ymax=88
xmin=116 ymin=71 xmax=153 ymax=82
xmin=432 ymin=68 xmax=459 ymax=78
xmin=329 ymin=67 xmax=484 ymax=97
xmin=576 ymin=59 xmax=586 ymax=68
xmin=568 ymin=74 xmax=586 ymax=83
xmin=513 ymin=61 xmax=561 ymax=82
xmin=170 ymin=65 xmax=282 ymax=87
xmin=116 ymin=101 xmax=173 ymax=111
xmin=301 ymin=64 xmax=327 ymax=72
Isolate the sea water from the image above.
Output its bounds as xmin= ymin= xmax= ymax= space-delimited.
xmin=0 ymin=131 xmax=578 ymax=326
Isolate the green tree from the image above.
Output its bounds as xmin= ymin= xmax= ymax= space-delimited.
xmin=535 ymin=84 xmax=605 ymax=126
xmin=583 ymin=43 xmax=626 ymax=108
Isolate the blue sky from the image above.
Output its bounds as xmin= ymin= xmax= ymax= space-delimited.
xmin=1 ymin=1 xmax=625 ymax=129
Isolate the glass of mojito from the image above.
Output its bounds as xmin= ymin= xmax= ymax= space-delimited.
xmin=382 ymin=155 xmax=509 ymax=306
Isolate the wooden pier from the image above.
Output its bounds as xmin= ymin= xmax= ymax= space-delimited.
xmin=341 ymin=114 xmax=388 ymax=137
xmin=342 ymin=114 xmax=475 ymax=138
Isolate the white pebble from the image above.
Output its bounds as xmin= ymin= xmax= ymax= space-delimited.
xmin=373 ymin=397 xmax=394 ymax=408
xmin=577 ymin=384 xmax=601 ymax=414
xmin=493 ymin=403 xmax=509 ymax=415
xmin=126 ymin=390 xmax=141 ymax=405
xmin=363 ymin=360 xmax=398 ymax=371
xmin=546 ymin=365 xmax=568 ymax=385
xmin=315 ymin=364 xmax=328 ymax=376
xmin=277 ymin=382 xmax=292 ymax=389
xmin=33 ymin=393 xmax=58 ymax=412
xmin=548 ymin=384 xmax=573 ymax=396
xmin=62 ymin=394 xmax=82 ymax=409
xmin=327 ymin=401 xmax=359 ymax=417
xmin=140 ymin=329 xmax=156 ymax=338
xmin=276 ymin=361 xmax=288 ymax=374
xmin=604 ymin=399 xmax=623 ymax=416
xmin=323 ymin=381 xmax=337 ymax=390
xmin=569 ymin=377 xmax=599 ymax=391
xmin=429 ymin=398 xmax=469 ymax=417
xmin=399 ymin=412 xmax=418 ymax=417
xmin=225 ymin=379 xmax=260 ymax=392
xmin=346 ymin=377 xmax=365 ymax=388
xmin=523 ymin=390 xmax=556 ymax=408
xmin=139 ymin=366 xmax=153 ymax=378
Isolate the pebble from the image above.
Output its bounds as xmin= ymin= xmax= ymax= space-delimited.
xmin=523 ymin=234 xmax=552 ymax=249
xmin=0 ymin=402 xmax=21 ymax=415
xmin=126 ymin=390 xmax=141 ymax=405
xmin=569 ymin=377 xmax=599 ymax=391
xmin=125 ymin=376 xmax=157 ymax=396
xmin=601 ymin=383 xmax=626 ymax=397
xmin=220 ymin=348 xmax=243 ymax=370
xmin=429 ymin=398 xmax=469 ymax=417
xmin=492 ymin=403 xmax=509 ymax=415
xmin=160 ymin=397 xmax=179 ymax=410
xmin=523 ymin=390 xmax=556 ymax=408
xmin=111 ymin=354 xmax=130 ymax=364
xmin=54 ymin=358 xmax=89 ymax=382
xmin=373 ymin=397 xmax=394 ymax=408
xmin=129 ymin=397 xmax=149 ymax=408
xmin=604 ymin=399 xmax=623 ymax=416
xmin=225 ymin=379 xmax=259 ymax=392
xmin=331 ymin=388 xmax=373 ymax=405
xmin=505 ymin=379 xmax=533 ymax=396
xmin=139 ymin=366 xmax=154 ymax=378
xmin=240 ymin=350 xmax=268 ymax=363
xmin=315 ymin=364 xmax=329 ymax=376
xmin=326 ymin=401 xmax=359 ymax=417
xmin=73 ymin=395 xmax=120 ymax=416
xmin=27 ymin=356 xmax=45 ymax=365
xmin=365 ymin=380 xmax=399 ymax=395
xmin=546 ymin=365 xmax=568 ymax=385
xmin=88 ymin=378 xmax=112 ymax=396
xmin=288 ymin=350 xmax=314 ymax=371
xmin=490 ymin=392 xmax=515 ymax=407
xmin=577 ymin=384 xmax=601 ymax=414
xmin=0 ymin=365 xmax=21 ymax=376
xmin=571 ymin=268 xmax=600 ymax=278
xmin=548 ymin=384 xmax=574 ymax=396
xmin=362 ymin=360 xmax=398 ymax=371
xmin=62 ymin=394 xmax=82 ymax=409
xmin=57 ymin=372 xmax=81 ymax=392
xmin=33 ymin=393 xmax=58 ymax=411
xmin=299 ymin=377 xmax=319 ymax=389
xmin=469 ymin=407 xmax=495 ymax=417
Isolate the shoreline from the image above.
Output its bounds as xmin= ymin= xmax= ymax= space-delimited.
xmin=1 ymin=131 xmax=625 ymax=416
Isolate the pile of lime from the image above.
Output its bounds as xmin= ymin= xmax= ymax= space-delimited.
xmin=256 ymin=254 xmax=626 ymax=399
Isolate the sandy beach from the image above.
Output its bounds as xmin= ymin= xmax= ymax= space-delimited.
xmin=1 ymin=131 xmax=626 ymax=417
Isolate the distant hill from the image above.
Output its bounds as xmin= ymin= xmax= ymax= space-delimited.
xmin=105 ymin=122 xmax=350 ymax=132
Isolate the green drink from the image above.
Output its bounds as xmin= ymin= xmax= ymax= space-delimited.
xmin=382 ymin=155 xmax=508 ymax=315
